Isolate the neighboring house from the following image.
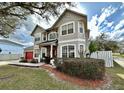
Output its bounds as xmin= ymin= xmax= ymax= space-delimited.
xmin=24 ymin=46 xmax=34 ymax=61
xmin=0 ymin=38 xmax=24 ymax=54
xmin=0 ymin=38 xmax=24 ymax=60
xmin=31 ymin=9 xmax=90 ymax=61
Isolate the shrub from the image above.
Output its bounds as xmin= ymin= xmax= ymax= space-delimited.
xmin=30 ymin=59 xmax=38 ymax=63
xmin=54 ymin=58 xmax=105 ymax=80
xmin=19 ymin=57 xmax=27 ymax=63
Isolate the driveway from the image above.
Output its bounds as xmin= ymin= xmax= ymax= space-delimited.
xmin=0 ymin=60 xmax=19 ymax=66
xmin=114 ymin=57 xmax=124 ymax=68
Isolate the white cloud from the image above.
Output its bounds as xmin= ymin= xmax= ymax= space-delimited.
xmin=88 ymin=6 xmax=118 ymax=39
xmin=88 ymin=15 xmax=100 ymax=38
xmin=108 ymin=29 xmax=124 ymax=41
xmin=98 ymin=6 xmax=117 ymax=26
xmin=114 ymin=19 xmax=124 ymax=30
xmin=68 ymin=3 xmax=87 ymax=15
xmin=107 ymin=21 xmax=114 ymax=27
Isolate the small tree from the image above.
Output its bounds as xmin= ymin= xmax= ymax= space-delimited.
xmin=89 ymin=41 xmax=97 ymax=56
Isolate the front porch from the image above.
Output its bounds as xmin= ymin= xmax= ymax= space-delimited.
xmin=34 ymin=40 xmax=57 ymax=63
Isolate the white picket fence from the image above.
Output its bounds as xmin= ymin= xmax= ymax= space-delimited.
xmin=90 ymin=51 xmax=113 ymax=67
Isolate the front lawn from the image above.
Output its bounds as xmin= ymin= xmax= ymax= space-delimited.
xmin=0 ymin=65 xmax=80 ymax=89
xmin=106 ymin=62 xmax=124 ymax=89
xmin=0 ymin=62 xmax=124 ymax=90
xmin=113 ymin=53 xmax=124 ymax=58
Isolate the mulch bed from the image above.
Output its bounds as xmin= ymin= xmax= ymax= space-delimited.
xmin=41 ymin=64 xmax=111 ymax=89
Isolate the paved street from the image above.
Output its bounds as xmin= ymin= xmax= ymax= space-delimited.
xmin=114 ymin=57 xmax=124 ymax=68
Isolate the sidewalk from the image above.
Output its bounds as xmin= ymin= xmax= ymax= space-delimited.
xmin=114 ymin=57 xmax=124 ymax=68
xmin=0 ymin=60 xmax=19 ymax=66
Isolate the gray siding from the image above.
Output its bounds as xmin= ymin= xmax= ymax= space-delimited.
xmin=54 ymin=11 xmax=87 ymax=58
xmin=53 ymin=11 xmax=87 ymax=42
xmin=33 ymin=27 xmax=45 ymax=45
xmin=57 ymin=40 xmax=86 ymax=58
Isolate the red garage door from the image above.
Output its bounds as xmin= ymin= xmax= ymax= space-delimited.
xmin=25 ymin=52 xmax=33 ymax=60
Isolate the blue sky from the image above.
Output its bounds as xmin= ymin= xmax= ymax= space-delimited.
xmin=8 ymin=2 xmax=124 ymax=46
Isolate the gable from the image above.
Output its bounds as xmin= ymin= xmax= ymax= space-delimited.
xmin=52 ymin=9 xmax=87 ymax=28
xmin=31 ymin=25 xmax=45 ymax=36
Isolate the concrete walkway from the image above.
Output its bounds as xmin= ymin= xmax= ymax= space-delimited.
xmin=0 ymin=60 xmax=19 ymax=66
xmin=9 ymin=62 xmax=44 ymax=67
xmin=114 ymin=57 xmax=124 ymax=68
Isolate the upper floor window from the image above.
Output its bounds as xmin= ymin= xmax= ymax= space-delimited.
xmin=42 ymin=33 xmax=47 ymax=41
xmin=48 ymin=32 xmax=57 ymax=40
xmin=35 ymin=37 xmax=40 ymax=42
xmin=62 ymin=25 xmax=67 ymax=35
xmin=79 ymin=22 xmax=84 ymax=33
xmin=61 ymin=22 xmax=74 ymax=35
xmin=68 ymin=23 xmax=73 ymax=34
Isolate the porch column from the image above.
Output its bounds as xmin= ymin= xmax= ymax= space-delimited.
xmin=50 ymin=45 xmax=53 ymax=58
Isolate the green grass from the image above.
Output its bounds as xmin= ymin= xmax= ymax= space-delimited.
xmin=0 ymin=65 xmax=80 ymax=90
xmin=113 ymin=53 xmax=124 ymax=58
xmin=106 ymin=62 xmax=124 ymax=89
xmin=0 ymin=63 xmax=124 ymax=90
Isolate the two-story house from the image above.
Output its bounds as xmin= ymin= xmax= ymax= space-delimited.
xmin=31 ymin=9 xmax=90 ymax=61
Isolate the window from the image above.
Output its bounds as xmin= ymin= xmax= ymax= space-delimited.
xmin=62 ymin=45 xmax=75 ymax=58
xmin=42 ymin=33 xmax=47 ymax=41
xmin=61 ymin=22 xmax=74 ymax=35
xmin=48 ymin=32 xmax=57 ymax=40
xmin=80 ymin=45 xmax=84 ymax=55
xmin=68 ymin=45 xmax=75 ymax=58
xmin=62 ymin=46 xmax=67 ymax=58
xmin=62 ymin=25 xmax=67 ymax=35
xmin=68 ymin=23 xmax=73 ymax=34
xmin=79 ymin=22 xmax=84 ymax=33
xmin=35 ymin=37 xmax=40 ymax=42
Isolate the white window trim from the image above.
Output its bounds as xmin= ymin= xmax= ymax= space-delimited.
xmin=60 ymin=21 xmax=75 ymax=36
xmin=59 ymin=39 xmax=85 ymax=43
xmin=78 ymin=21 xmax=85 ymax=34
xmin=78 ymin=44 xmax=85 ymax=53
xmin=60 ymin=44 xmax=76 ymax=58
xmin=48 ymin=32 xmax=57 ymax=41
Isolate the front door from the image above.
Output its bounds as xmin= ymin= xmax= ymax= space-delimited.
xmin=41 ymin=47 xmax=47 ymax=58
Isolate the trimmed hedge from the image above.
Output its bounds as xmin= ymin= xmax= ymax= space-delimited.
xmin=54 ymin=58 xmax=105 ymax=80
